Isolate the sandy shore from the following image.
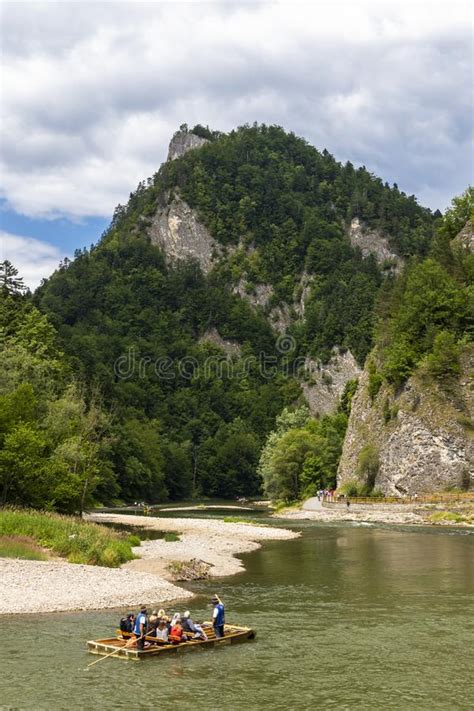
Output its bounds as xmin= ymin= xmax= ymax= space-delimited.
xmin=0 ymin=515 xmax=298 ymax=615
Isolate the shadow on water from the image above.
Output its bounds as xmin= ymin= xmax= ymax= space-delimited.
xmin=1 ymin=521 xmax=473 ymax=710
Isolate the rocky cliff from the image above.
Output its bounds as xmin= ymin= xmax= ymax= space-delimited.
xmin=302 ymin=349 xmax=362 ymax=417
xmin=337 ymin=345 xmax=474 ymax=495
xmin=148 ymin=193 xmax=221 ymax=274
xmin=167 ymin=129 xmax=209 ymax=161
xmin=348 ymin=217 xmax=402 ymax=272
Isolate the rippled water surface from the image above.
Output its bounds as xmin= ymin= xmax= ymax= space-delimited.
xmin=1 ymin=523 xmax=473 ymax=710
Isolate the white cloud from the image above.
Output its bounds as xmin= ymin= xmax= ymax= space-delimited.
xmin=0 ymin=232 xmax=67 ymax=289
xmin=0 ymin=0 xmax=472 ymax=218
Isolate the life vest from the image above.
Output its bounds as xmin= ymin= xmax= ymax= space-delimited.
xmin=214 ymin=603 xmax=225 ymax=626
xmin=133 ymin=612 xmax=147 ymax=636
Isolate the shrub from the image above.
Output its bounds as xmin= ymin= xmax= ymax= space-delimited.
xmin=367 ymin=360 xmax=383 ymax=402
xmin=357 ymin=445 xmax=380 ymax=490
xmin=163 ymin=532 xmax=180 ymax=542
xmin=425 ymin=331 xmax=461 ymax=378
xmin=338 ymin=480 xmax=361 ymax=497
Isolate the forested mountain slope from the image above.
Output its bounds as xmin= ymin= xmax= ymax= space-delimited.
xmin=5 ymin=123 xmax=468 ymax=509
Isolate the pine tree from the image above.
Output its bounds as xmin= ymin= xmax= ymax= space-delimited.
xmin=0 ymin=260 xmax=26 ymax=296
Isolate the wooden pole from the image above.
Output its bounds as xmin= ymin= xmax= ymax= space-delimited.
xmin=86 ymin=631 xmax=144 ymax=668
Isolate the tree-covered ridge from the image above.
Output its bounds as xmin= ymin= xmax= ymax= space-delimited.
xmin=102 ymin=124 xmax=437 ymax=364
xmin=34 ymin=236 xmax=300 ymax=505
xmin=376 ymin=188 xmax=473 ymax=387
xmin=167 ymin=124 xmax=435 ymax=258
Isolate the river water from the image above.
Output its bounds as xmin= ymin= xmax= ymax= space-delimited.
xmin=1 ymin=522 xmax=473 ymax=710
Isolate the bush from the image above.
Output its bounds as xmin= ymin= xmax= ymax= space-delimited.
xmin=163 ymin=532 xmax=180 ymax=542
xmin=425 ymin=331 xmax=461 ymax=378
xmin=338 ymin=480 xmax=361 ymax=497
xmin=338 ymin=480 xmax=384 ymax=498
xmin=367 ymin=360 xmax=383 ymax=402
xmin=357 ymin=445 xmax=380 ymax=489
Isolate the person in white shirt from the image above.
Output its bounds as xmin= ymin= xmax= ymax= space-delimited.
xmin=155 ymin=620 xmax=169 ymax=642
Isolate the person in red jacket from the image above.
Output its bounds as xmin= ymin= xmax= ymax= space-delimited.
xmin=170 ymin=620 xmax=188 ymax=643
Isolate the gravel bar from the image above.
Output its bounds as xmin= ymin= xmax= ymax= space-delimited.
xmin=0 ymin=514 xmax=298 ymax=615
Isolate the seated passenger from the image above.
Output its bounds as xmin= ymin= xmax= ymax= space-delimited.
xmin=119 ymin=613 xmax=135 ymax=638
xmin=170 ymin=620 xmax=188 ymax=643
xmin=182 ymin=611 xmax=208 ymax=640
xmin=155 ymin=620 xmax=169 ymax=643
xmin=148 ymin=609 xmax=159 ymax=632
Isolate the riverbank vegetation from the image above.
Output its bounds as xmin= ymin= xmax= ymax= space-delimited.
xmin=258 ymin=405 xmax=348 ymax=502
xmin=0 ymin=535 xmax=50 ymax=561
xmin=0 ymin=509 xmax=139 ymax=566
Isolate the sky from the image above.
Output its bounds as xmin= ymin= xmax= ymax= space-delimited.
xmin=1 ymin=0 xmax=473 ymax=289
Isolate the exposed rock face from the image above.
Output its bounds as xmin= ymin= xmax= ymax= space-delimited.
xmin=233 ymin=279 xmax=274 ymax=309
xmin=199 ymin=328 xmax=242 ymax=357
xmin=269 ymin=303 xmax=292 ymax=335
xmin=167 ymin=130 xmax=209 ymax=161
xmin=148 ymin=194 xmax=220 ymax=274
xmin=348 ymin=217 xmax=402 ymax=271
xmin=451 ymin=221 xmax=473 ymax=253
xmin=301 ymin=349 xmax=362 ymax=416
xmin=338 ymin=346 xmax=474 ymax=495
xmin=294 ymin=272 xmax=313 ymax=319
xmin=233 ymin=272 xmax=312 ymax=335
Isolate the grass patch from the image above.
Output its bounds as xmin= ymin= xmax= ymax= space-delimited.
xmin=223 ymin=516 xmax=268 ymax=526
xmin=429 ymin=511 xmax=472 ymax=524
xmin=272 ymin=501 xmax=300 ymax=513
xmin=163 ymin=532 xmax=180 ymax=542
xmin=0 ymin=508 xmax=139 ymax=567
xmin=0 ymin=535 xmax=49 ymax=561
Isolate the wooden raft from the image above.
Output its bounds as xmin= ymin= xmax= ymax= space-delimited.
xmin=87 ymin=623 xmax=256 ymax=661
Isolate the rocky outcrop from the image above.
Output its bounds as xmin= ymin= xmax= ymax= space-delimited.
xmin=294 ymin=272 xmax=313 ymax=319
xmin=451 ymin=221 xmax=473 ymax=253
xmin=301 ymin=348 xmax=362 ymax=416
xmin=233 ymin=279 xmax=274 ymax=309
xmin=167 ymin=130 xmax=209 ymax=161
xmin=148 ymin=194 xmax=220 ymax=274
xmin=199 ymin=328 xmax=241 ymax=357
xmin=337 ymin=346 xmax=474 ymax=495
xmin=348 ymin=217 xmax=402 ymax=271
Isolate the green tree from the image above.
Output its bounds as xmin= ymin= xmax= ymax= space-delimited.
xmin=425 ymin=331 xmax=461 ymax=378
xmin=0 ymin=260 xmax=26 ymax=296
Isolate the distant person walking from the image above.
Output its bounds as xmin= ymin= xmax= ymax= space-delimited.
xmin=212 ymin=594 xmax=225 ymax=638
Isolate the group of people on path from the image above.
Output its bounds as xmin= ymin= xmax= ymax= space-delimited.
xmin=119 ymin=594 xmax=225 ymax=649
xmin=317 ymin=489 xmax=336 ymax=502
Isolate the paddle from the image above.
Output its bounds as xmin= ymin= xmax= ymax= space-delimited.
xmin=86 ymin=629 xmax=146 ymax=668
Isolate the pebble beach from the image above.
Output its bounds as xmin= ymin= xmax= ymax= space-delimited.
xmin=0 ymin=514 xmax=298 ymax=615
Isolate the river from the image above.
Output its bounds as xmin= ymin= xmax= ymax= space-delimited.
xmin=1 ymin=521 xmax=473 ymax=710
